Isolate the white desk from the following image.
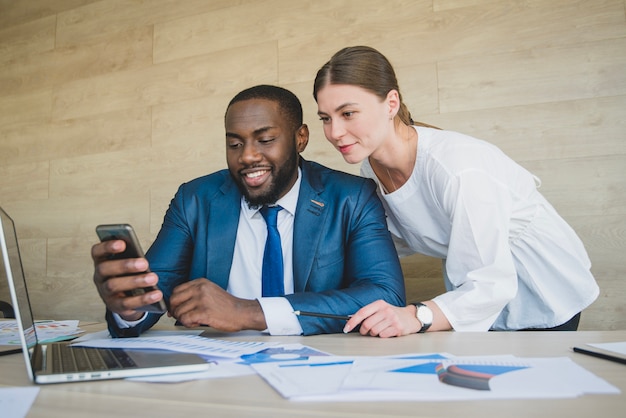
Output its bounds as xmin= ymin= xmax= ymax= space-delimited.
xmin=1 ymin=327 xmax=624 ymax=418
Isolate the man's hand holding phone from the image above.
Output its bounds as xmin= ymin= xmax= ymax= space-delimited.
xmin=93 ymin=224 xmax=167 ymax=320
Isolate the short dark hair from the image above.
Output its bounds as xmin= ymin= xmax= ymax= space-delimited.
xmin=226 ymin=85 xmax=303 ymax=132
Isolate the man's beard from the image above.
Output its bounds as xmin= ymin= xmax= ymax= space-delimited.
xmin=235 ymin=151 xmax=299 ymax=209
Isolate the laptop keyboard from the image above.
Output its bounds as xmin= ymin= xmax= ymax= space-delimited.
xmin=50 ymin=344 xmax=137 ymax=373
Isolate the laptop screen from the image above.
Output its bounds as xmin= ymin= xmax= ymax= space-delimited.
xmin=0 ymin=207 xmax=38 ymax=359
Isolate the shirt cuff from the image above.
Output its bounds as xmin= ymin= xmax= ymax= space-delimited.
xmin=257 ymin=297 xmax=303 ymax=335
xmin=112 ymin=312 xmax=147 ymax=329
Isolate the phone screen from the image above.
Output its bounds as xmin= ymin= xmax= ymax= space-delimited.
xmin=95 ymin=224 xmax=167 ymax=313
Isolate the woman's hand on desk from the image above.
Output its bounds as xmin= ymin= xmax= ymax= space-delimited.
xmin=344 ymin=300 xmax=451 ymax=337
xmin=343 ymin=300 xmax=420 ymax=337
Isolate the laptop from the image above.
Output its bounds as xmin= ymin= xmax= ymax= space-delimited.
xmin=0 ymin=206 xmax=212 ymax=384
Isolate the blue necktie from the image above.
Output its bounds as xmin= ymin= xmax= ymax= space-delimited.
xmin=260 ymin=205 xmax=284 ymax=297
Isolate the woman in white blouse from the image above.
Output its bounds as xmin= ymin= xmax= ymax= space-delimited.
xmin=313 ymin=46 xmax=599 ymax=335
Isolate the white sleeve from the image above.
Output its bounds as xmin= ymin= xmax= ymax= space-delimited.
xmin=433 ymin=169 xmax=518 ymax=331
xmin=112 ymin=312 xmax=147 ymax=328
xmin=257 ymin=297 xmax=303 ymax=335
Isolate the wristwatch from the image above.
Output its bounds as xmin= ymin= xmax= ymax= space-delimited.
xmin=413 ymin=302 xmax=433 ymax=333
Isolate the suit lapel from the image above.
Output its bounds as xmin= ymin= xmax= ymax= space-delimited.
xmin=293 ymin=161 xmax=327 ymax=292
xmin=206 ymin=177 xmax=241 ymax=289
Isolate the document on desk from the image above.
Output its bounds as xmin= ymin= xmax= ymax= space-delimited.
xmin=0 ymin=319 xmax=82 ymax=344
xmin=588 ymin=341 xmax=626 ymax=355
xmin=72 ymin=334 xmax=275 ymax=358
xmin=252 ymin=353 xmax=620 ymax=401
xmin=251 ymin=353 xmax=451 ymax=400
xmin=0 ymin=387 xmax=40 ymax=418
xmin=129 ymin=343 xmax=332 ymax=383
xmin=252 ymin=356 xmax=358 ymax=398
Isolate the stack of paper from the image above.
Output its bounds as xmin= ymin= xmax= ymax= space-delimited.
xmin=73 ymin=334 xmax=275 ymax=358
xmin=66 ymin=331 xmax=623 ymax=401
xmin=251 ymin=352 xmax=621 ymax=401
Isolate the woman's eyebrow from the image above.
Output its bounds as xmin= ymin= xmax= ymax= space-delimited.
xmin=318 ymin=102 xmax=358 ymax=115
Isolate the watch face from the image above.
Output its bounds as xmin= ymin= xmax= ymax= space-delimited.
xmin=416 ymin=304 xmax=433 ymax=326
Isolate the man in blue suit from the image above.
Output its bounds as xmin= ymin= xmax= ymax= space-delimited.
xmin=92 ymin=85 xmax=405 ymax=336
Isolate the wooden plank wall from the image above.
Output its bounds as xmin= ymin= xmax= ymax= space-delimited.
xmin=0 ymin=0 xmax=624 ymax=329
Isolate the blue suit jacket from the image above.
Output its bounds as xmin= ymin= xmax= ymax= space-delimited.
xmin=106 ymin=159 xmax=405 ymax=336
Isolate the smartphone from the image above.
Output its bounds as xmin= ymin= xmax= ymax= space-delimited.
xmin=95 ymin=224 xmax=167 ymax=313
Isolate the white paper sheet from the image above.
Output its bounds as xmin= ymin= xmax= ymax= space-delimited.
xmin=0 ymin=387 xmax=40 ymax=418
xmin=253 ymin=353 xmax=621 ymax=402
xmin=252 ymin=356 xmax=358 ymax=398
xmin=71 ymin=328 xmax=206 ymax=343
xmin=130 ymin=343 xmax=331 ymax=383
xmin=589 ymin=341 xmax=626 ymax=355
xmin=72 ymin=334 xmax=275 ymax=358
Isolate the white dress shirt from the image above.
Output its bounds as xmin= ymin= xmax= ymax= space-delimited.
xmin=228 ymin=170 xmax=302 ymax=335
xmin=361 ymin=127 xmax=598 ymax=331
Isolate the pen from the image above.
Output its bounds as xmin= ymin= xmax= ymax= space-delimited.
xmin=293 ymin=310 xmax=352 ymax=321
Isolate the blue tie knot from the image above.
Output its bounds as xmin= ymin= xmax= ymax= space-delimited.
xmin=260 ymin=205 xmax=282 ymax=227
